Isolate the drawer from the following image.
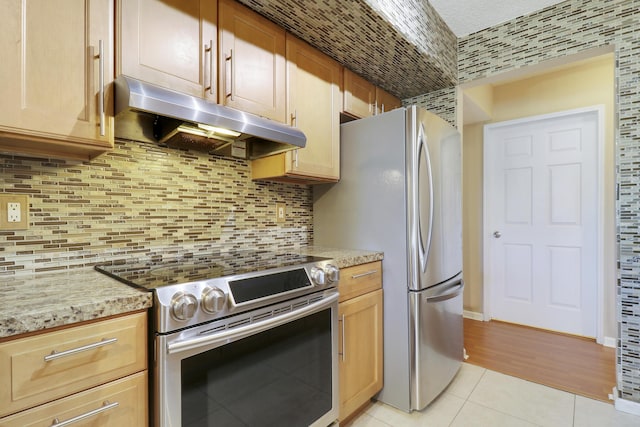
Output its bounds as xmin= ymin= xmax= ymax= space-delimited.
xmin=338 ymin=261 xmax=382 ymax=302
xmin=0 ymin=312 xmax=147 ymax=417
xmin=0 ymin=371 xmax=148 ymax=427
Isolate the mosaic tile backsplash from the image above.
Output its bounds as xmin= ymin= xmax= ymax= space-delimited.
xmin=0 ymin=140 xmax=313 ymax=275
xmin=457 ymin=0 xmax=640 ymax=404
xmin=235 ymin=0 xmax=457 ymax=99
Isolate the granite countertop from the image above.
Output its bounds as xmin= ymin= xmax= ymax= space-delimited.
xmin=299 ymin=246 xmax=384 ymax=268
xmin=0 ymin=247 xmax=382 ymax=341
xmin=0 ymin=268 xmax=152 ymax=340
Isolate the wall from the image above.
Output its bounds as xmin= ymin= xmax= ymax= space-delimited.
xmin=0 ymin=140 xmax=312 ymax=275
xmin=236 ymin=0 xmax=457 ymax=98
xmin=457 ymin=0 xmax=640 ymax=404
xmin=461 ymin=55 xmax=616 ymax=339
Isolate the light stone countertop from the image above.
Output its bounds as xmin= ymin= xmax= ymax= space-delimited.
xmin=298 ymin=246 xmax=384 ymax=268
xmin=0 ymin=247 xmax=381 ymax=340
xmin=0 ymin=268 xmax=152 ymax=340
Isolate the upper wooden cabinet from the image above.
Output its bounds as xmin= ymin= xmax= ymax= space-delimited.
xmin=343 ymin=68 xmax=402 ymax=119
xmin=218 ymin=0 xmax=286 ymax=123
xmin=117 ymin=0 xmax=217 ymax=101
xmin=343 ymin=68 xmax=376 ymax=119
xmin=376 ymin=86 xmax=402 ymax=114
xmin=251 ymin=35 xmax=341 ymax=183
xmin=0 ymin=0 xmax=114 ymax=160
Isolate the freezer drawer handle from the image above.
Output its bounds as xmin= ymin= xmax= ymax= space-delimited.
xmin=51 ymin=401 xmax=119 ymax=426
xmin=351 ymin=270 xmax=378 ymax=279
xmin=425 ymin=282 xmax=464 ymax=303
xmin=44 ymin=337 xmax=118 ymax=362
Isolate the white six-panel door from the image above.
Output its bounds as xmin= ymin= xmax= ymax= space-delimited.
xmin=483 ymin=108 xmax=601 ymax=337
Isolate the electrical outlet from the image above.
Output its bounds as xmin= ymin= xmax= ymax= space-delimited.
xmin=7 ymin=202 xmax=21 ymax=222
xmin=276 ymin=203 xmax=286 ymax=223
xmin=0 ymin=194 xmax=29 ymax=230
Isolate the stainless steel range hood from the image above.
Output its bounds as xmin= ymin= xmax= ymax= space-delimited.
xmin=113 ymin=75 xmax=306 ymax=159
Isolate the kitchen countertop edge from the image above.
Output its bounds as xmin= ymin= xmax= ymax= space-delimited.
xmin=0 ymin=247 xmax=382 ymax=340
xmin=298 ymin=246 xmax=384 ymax=268
xmin=0 ymin=268 xmax=152 ymax=340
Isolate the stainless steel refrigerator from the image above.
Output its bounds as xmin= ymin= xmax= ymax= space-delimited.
xmin=313 ymin=106 xmax=463 ymax=412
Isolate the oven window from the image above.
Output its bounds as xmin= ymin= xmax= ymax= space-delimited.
xmin=181 ymin=309 xmax=333 ymax=426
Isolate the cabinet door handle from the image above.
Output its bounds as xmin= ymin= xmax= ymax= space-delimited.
xmin=98 ymin=40 xmax=105 ymax=136
xmin=293 ymin=149 xmax=299 ymax=168
xmin=225 ymin=49 xmax=233 ymax=101
xmin=44 ymin=337 xmax=117 ymax=362
xmin=51 ymin=401 xmax=119 ymax=427
xmin=338 ymin=314 xmax=346 ymax=361
xmin=290 ymin=109 xmax=297 ymax=127
xmin=351 ymin=270 xmax=378 ymax=279
xmin=205 ymin=40 xmax=214 ymax=95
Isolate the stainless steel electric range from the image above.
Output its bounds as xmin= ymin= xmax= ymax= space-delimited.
xmin=96 ymin=250 xmax=340 ymax=427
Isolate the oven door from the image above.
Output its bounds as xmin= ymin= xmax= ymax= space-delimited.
xmin=156 ymin=290 xmax=339 ymax=427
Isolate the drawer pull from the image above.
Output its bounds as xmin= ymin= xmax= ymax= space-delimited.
xmin=351 ymin=270 xmax=378 ymax=279
xmin=51 ymin=401 xmax=119 ymax=426
xmin=44 ymin=337 xmax=117 ymax=362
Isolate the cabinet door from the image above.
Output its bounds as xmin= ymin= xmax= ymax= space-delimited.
xmin=343 ymin=68 xmax=375 ymax=119
xmin=375 ymin=87 xmax=402 ymax=114
xmin=339 ymin=289 xmax=383 ymax=421
xmin=0 ymin=372 xmax=148 ymax=427
xmin=285 ymin=35 xmax=341 ymax=180
xmin=117 ymin=0 xmax=217 ymax=101
xmin=0 ymin=0 xmax=114 ymax=159
xmin=218 ymin=0 xmax=286 ymax=123
xmin=250 ymin=36 xmax=341 ymax=183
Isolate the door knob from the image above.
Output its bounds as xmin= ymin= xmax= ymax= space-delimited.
xmin=493 ymin=231 xmax=502 ymax=238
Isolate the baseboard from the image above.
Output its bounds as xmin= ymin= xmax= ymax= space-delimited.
xmin=603 ymin=336 xmax=616 ymax=348
xmin=463 ymin=310 xmax=484 ymax=321
xmin=614 ymin=391 xmax=640 ymax=416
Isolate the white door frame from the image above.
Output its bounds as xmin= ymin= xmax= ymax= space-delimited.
xmin=482 ymin=105 xmax=605 ymax=343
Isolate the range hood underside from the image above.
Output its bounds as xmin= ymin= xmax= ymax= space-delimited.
xmin=113 ymin=76 xmax=306 ymax=160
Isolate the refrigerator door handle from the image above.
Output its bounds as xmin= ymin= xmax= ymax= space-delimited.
xmin=426 ymin=281 xmax=464 ymax=303
xmin=417 ymin=124 xmax=434 ymax=274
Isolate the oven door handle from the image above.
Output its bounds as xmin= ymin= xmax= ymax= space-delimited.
xmin=167 ymin=292 xmax=339 ymax=355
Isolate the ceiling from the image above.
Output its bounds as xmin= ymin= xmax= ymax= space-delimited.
xmin=429 ymin=0 xmax=567 ymax=37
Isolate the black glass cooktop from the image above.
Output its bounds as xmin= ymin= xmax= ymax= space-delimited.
xmin=95 ymin=250 xmax=326 ymax=290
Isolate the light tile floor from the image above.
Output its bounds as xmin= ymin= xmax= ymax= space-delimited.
xmin=345 ymin=363 xmax=640 ymax=427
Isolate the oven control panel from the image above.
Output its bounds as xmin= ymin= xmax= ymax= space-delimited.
xmin=156 ymin=260 xmax=339 ymax=332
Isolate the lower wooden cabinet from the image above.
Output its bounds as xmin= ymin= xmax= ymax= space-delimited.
xmin=0 ymin=371 xmax=148 ymax=427
xmin=0 ymin=312 xmax=148 ymax=426
xmin=338 ymin=261 xmax=383 ymax=422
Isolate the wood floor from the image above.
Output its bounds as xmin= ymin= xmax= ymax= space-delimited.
xmin=463 ymin=318 xmax=616 ymax=402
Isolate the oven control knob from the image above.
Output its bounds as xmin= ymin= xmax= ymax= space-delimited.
xmin=170 ymin=292 xmax=198 ymax=321
xmin=326 ymin=264 xmax=340 ymax=283
xmin=310 ymin=266 xmax=326 ymax=285
xmin=201 ymin=286 xmax=227 ymax=314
